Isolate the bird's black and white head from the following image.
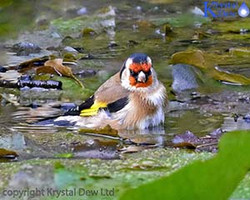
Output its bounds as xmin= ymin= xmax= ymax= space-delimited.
xmin=120 ymin=53 xmax=158 ymax=92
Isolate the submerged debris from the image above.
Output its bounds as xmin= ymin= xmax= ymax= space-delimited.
xmin=0 ymin=79 xmax=62 ymax=90
xmin=172 ymin=128 xmax=226 ymax=152
xmin=0 ymin=148 xmax=18 ymax=160
xmin=73 ymin=139 xmax=119 ymax=159
xmin=79 ymin=125 xmax=119 ymax=137
xmin=18 ymin=79 xmax=62 ymax=90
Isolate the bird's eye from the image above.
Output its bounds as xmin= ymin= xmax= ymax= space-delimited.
xmin=130 ymin=69 xmax=138 ymax=77
xmin=144 ymin=70 xmax=152 ymax=76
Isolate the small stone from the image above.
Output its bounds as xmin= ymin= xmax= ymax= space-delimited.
xmin=64 ymin=46 xmax=78 ymax=53
xmin=35 ymin=16 xmax=49 ymax=26
xmin=77 ymin=7 xmax=87 ymax=15
xmin=210 ymin=128 xmax=224 ymax=136
xmin=19 ymin=75 xmax=32 ymax=81
xmin=243 ymin=114 xmax=250 ymax=123
xmin=240 ymin=29 xmax=249 ymax=33
xmin=136 ymin=6 xmax=142 ymax=11
xmin=191 ymin=6 xmax=205 ymax=16
xmin=127 ymin=40 xmax=139 ymax=46
xmin=75 ymin=69 xmax=96 ymax=77
xmin=155 ymin=29 xmax=161 ymax=35
xmin=153 ymin=6 xmax=159 ymax=11
xmin=51 ymin=32 xmax=61 ymax=38
xmin=108 ymin=41 xmax=118 ymax=48
xmin=0 ymin=66 xmax=7 ymax=73
xmin=12 ymin=42 xmax=41 ymax=56
xmin=172 ymin=64 xmax=198 ymax=92
xmin=60 ymin=103 xmax=76 ymax=111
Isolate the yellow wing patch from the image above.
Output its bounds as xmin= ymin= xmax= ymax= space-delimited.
xmin=80 ymin=101 xmax=107 ymax=117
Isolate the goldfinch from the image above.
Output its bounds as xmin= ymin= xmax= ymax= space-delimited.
xmin=55 ymin=53 xmax=167 ymax=130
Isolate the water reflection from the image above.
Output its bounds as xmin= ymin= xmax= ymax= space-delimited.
xmin=222 ymin=117 xmax=250 ymax=132
xmin=0 ymin=132 xmax=25 ymax=150
xmin=118 ymin=126 xmax=166 ymax=146
xmin=0 ymin=0 xmax=249 ymax=162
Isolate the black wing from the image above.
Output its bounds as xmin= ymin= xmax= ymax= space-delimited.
xmin=106 ymin=97 xmax=128 ymax=113
xmin=65 ymin=95 xmax=128 ymax=116
xmin=64 ymin=95 xmax=94 ymax=115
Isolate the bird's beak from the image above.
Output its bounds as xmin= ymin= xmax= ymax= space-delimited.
xmin=137 ymin=71 xmax=146 ymax=83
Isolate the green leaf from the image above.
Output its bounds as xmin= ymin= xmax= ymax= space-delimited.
xmin=55 ymin=153 xmax=73 ymax=159
xmin=229 ymin=47 xmax=250 ymax=57
xmin=150 ymin=14 xmax=210 ymax=28
xmin=120 ymin=130 xmax=250 ymax=200
xmin=170 ymin=49 xmax=250 ymax=85
xmin=54 ymin=168 xmax=85 ymax=189
xmin=170 ymin=50 xmax=206 ymax=69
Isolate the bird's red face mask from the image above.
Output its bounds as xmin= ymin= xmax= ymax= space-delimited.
xmin=129 ymin=62 xmax=153 ymax=88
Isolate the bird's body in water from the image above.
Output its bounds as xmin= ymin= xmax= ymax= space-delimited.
xmin=55 ymin=53 xmax=167 ymax=130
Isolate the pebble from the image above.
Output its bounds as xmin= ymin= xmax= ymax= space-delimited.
xmin=77 ymin=7 xmax=87 ymax=15
xmin=64 ymin=46 xmax=78 ymax=53
xmin=0 ymin=66 xmax=7 ymax=73
xmin=136 ymin=6 xmax=142 ymax=11
xmin=172 ymin=64 xmax=198 ymax=92
xmin=76 ymin=69 xmax=96 ymax=77
xmin=153 ymin=6 xmax=159 ymax=11
xmin=51 ymin=32 xmax=61 ymax=39
xmin=210 ymin=128 xmax=224 ymax=136
xmin=12 ymin=42 xmax=41 ymax=56
xmin=60 ymin=103 xmax=76 ymax=111
xmin=243 ymin=114 xmax=250 ymax=123
xmin=108 ymin=41 xmax=118 ymax=48
xmin=191 ymin=6 xmax=205 ymax=16
xmin=19 ymin=75 xmax=32 ymax=81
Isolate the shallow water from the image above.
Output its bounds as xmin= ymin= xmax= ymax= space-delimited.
xmin=0 ymin=0 xmax=250 ymax=161
xmin=0 ymin=1 xmax=250 ymax=199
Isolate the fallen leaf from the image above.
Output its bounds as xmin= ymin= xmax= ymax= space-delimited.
xmin=89 ymin=175 xmax=111 ymax=179
xmin=170 ymin=50 xmax=206 ymax=69
xmin=55 ymin=153 xmax=73 ymax=158
xmin=41 ymin=59 xmax=84 ymax=88
xmin=172 ymin=131 xmax=199 ymax=149
xmin=14 ymin=56 xmax=49 ymax=72
xmin=44 ymin=59 xmax=73 ymax=77
xmin=36 ymin=65 xmax=57 ymax=75
xmin=173 ymin=142 xmax=196 ymax=149
xmin=170 ymin=129 xmax=226 ymax=152
xmin=170 ymin=49 xmax=250 ymax=85
xmin=82 ymin=27 xmax=96 ymax=36
xmin=0 ymin=148 xmax=18 ymax=159
xmin=229 ymin=47 xmax=250 ymax=57
xmin=211 ymin=67 xmax=250 ymax=85
xmin=120 ymin=145 xmax=155 ymax=154
xmin=79 ymin=125 xmax=118 ymax=137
